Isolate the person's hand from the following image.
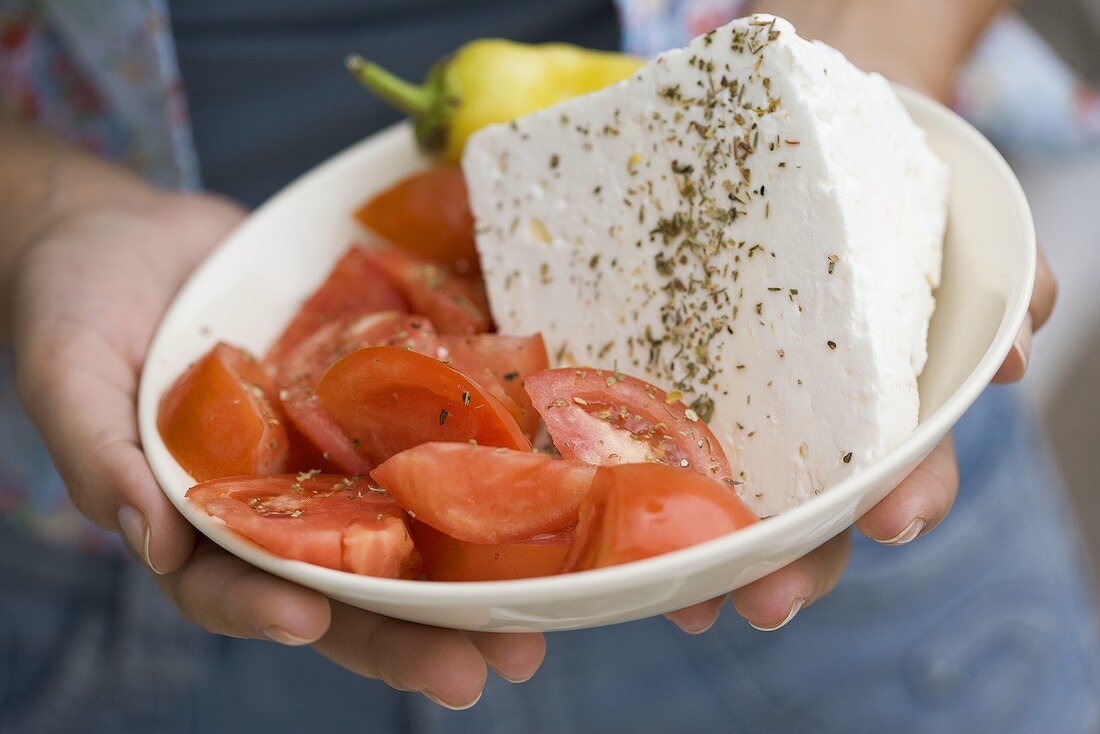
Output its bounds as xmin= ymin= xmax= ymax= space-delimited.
xmin=663 ymin=0 xmax=1052 ymax=635
xmin=667 ymin=249 xmax=1058 ymax=633
xmin=747 ymin=0 xmax=1008 ymax=102
xmin=11 ymin=189 xmax=544 ymax=708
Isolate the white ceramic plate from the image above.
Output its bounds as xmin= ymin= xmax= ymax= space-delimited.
xmin=138 ymin=88 xmax=1035 ymax=632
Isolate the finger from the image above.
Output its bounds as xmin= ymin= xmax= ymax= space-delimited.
xmin=315 ymin=603 xmax=487 ymax=710
xmin=465 ymin=631 xmax=547 ymax=683
xmin=732 ymin=530 xmax=852 ymax=631
xmin=149 ymin=192 xmax=249 ymax=275
xmin=1030 ymin=246 xmax=1057 ymax=331
xmin=14 ymin=337 xmax=197 ymax=574
xmin=665 ymin=594 xmax=728 ymax=634
xmin=993 ymin=313 xmax=1033 ymax=384
xmin=856 ymin=434 xmax=958 ymax=544
xmin=995 ymin=245 xmax=1057 ymax=384
xmin=12 ymin=193 xmax=247 ymax=575
xmin=157 ymin=541 xmax=331 ymax=644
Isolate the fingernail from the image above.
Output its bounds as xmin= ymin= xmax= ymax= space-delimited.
xmin=261 ymin=626 xmax=315 ymax=646
xmin=498 ymin=669 xmax=537 ymax=684
xmin=1005 ymin=316 xmax=1033 ymax=382
xmin=1012 ymin=342 xmax=1029 ymax=374
xmin=749 ymin=597 xmax=805 ymax=632
xmin=671 ymin=614 xmax=720 ymax=635
xmin=876 ymin=517 xmax=926 ymax=546
xmin=681 ymin=620 xmax=718 ymax=635
xmin=422 ymin=689 xmax=482 ymax=711
xmin=117 ymin=505 xmax=161 ymax=574
xmin=501 ymin=673 xmax=534 ymax=686
xmin=1007 ymin=341 xmax=1029 ymax=382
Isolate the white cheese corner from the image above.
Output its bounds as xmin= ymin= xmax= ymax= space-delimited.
xmin=462 ymin=14 xmax=948 ymax=516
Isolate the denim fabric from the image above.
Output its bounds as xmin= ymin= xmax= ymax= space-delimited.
xmin=2 ymin=388 xmax=1098 ymax=734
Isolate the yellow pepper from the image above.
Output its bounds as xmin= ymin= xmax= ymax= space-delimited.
xmin=346 ymin=40 xmax=643 ymax=163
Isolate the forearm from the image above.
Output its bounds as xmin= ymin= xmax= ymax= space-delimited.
xmin=0 ymin=112 xmax=158 ymax=334
xmin=750 ymin=0 xmax=1010 ymax=99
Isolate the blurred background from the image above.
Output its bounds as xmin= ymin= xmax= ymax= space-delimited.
xmin=1012 ymin=0 xmax=1100 ymax=580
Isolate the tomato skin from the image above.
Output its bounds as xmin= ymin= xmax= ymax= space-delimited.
xmin=317 ymin=347 xmax=530 ymax=468
xmin=354 ymin=166 xmax=479 ymax=276
xmin=276 ymin=311 xmax=442 ymax=386
xmin=361 ymin=246 xmax=490 ymax=335
xmin=265 ymin=246 xmax=407 ymax=367
xmin=371 ymin=442 xmax=592 ymax=544
xmin=439 ymin=333 xmax=548 ymax=439
xmin=280 ymin=387 xmax=372 ymax=475
xmin=187 ymin=475 xmax=421 ymax=578
xmin=277 ymin=313 xmax=442 ymax=474
xmin=411 ymin=522 xmax=573 ymax=581
xmin=158 ymin=343 xmax=288 ymax=481
xmin=565 ymin=463 xmax=758 ymax=572
xmin=525 ymin=367 xmax=734 ymax=485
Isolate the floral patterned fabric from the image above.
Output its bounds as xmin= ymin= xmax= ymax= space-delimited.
xmin=0 ymin=0 xmax=1097 ymax=551
xmin=0 ymin=0 xmax=196 ymax=549
xmin=0 ymin=0 xmax=198 ymax=189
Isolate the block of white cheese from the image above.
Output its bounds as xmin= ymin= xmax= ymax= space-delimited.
xmin=462 ymin=14 xmax=948 ymax=517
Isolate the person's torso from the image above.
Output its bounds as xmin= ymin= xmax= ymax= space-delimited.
xmin=168 ymin=0 xmax=620 ymax=206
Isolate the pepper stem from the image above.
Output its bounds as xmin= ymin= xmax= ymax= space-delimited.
xmin=345 ymin=54 xmax=432 ymax=116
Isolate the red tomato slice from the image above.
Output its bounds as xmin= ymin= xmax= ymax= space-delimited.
xmin=158 ymin=343 xmax=288 ymax=481
xmin=187 ymin=474 xmax=421 ymax=578
xmin=277 ymin=311 xmax=442 ymax=385
xmin=371 ymin=442 xmax=593 ymax=544
xmin=525 ymin=367 xmax=734 ymax=484
xmin=317 ymin=347 xmax=530 ymax=468
xmin=277 ymin=313 xmax=442 ymax=474
xmin=566 ymin=463 xmax=758 ymax=572
xmin=354 ymin=166 xmax=479 ymax=276
xmin=439 ymin=334 xmax=548 ymax=439
xmin=284 ymin=418 xmax=340 ymax=474
xmin=265 ymin=246 xmax=407 ymax=366
xmin=411 ymin=521 xmax=573 ymax=582
xmin=361 ymin=246 xmax=490 ymax=335
xmin=426 ymin=371 xmax=523 ymax=440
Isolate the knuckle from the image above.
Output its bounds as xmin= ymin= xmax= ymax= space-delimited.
xmin=194 ymin=559 xmax=256 ymax=638
xmin=1032 ymin=262 xmax=1058 ymax=325
xmin=1044 ymin=269 xmax=1059 ymax=307
xmin=356 ymin=617 xmax=399 ymax=682
xmin=159 ymin=192 xmax=246 ymax=239
xmin=88 ymin=435 xmax=144 ymax=497
xmin=172 ymin=555 xmax=227 ymax=630
xmin=64 ymin=484 xmax=108 ymax=529
xmin=66 ymin=435 xmax=138 ymax=528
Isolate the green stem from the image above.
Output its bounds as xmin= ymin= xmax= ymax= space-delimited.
xmin=345 ymin=54 xmax=433 ymax=117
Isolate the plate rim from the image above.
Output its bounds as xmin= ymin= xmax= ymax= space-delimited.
xmin=137 ymin=85 xmax=1036 ymax=608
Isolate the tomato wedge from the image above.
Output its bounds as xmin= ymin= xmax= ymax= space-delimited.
xmin=277 ymin=311 xmax=441 ymax=385
xmin=317 ymin=348 xmax=530 ymax=468
xmin=525 ymin=367 xmax=734 ymax=484
xmin=354 ymin=166 xmax=479 ymax=276
xmin=265 ymin=246 xmax=407 ymax=366
xmin=566 ymin=464 xmax=758 ymax=572
xmin=361 ymin=246 xmax=490 ymax=335
xmin=433 ymin=337 xmax=524 ymax=436
xmin=284 ymin=418 xmax=340 ymax=474
xmin=187 ymin=474 xmax=421 ymax=578
xmin=278 ymin=313 xmax=442 ymax=474
xmin=371 ymin=443 xmax=593 ymax=544
xmin=439 ymin=334 xmax=548 ymax=439
xmin=158 ymin=343 xmax=288 ymax=481
xmin=411 ymin=522 xmax=573 ymax=582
